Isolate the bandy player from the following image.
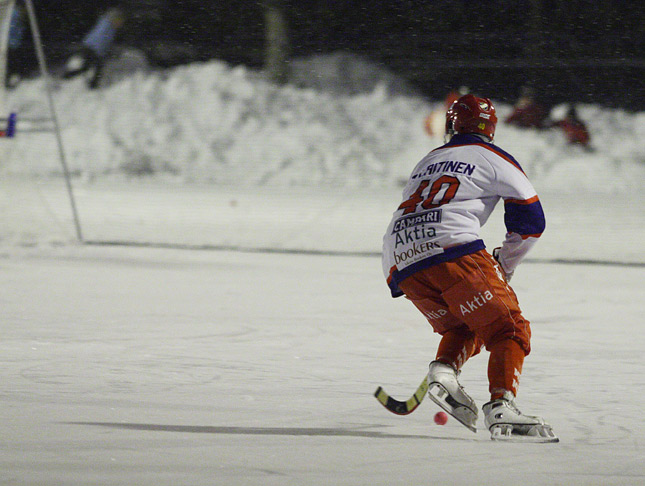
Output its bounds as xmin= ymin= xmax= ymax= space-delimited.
xmin=382 ymin=94 xmax=557 ymax=441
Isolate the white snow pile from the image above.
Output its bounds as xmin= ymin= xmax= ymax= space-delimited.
xmin=2 ymin=51 xmax=644 ymax=193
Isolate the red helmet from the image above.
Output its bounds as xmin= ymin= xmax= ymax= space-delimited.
xmin=445 ymin=94 xmax=498 ymax=140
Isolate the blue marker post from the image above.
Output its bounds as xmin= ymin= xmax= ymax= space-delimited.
xmin=0 ymin=112 xmax=17 ymax=137
xmin=6 ymin=112 xmax=17 ymax=137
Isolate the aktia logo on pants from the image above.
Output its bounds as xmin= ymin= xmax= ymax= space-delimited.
xmin=459 ymin=291 xmax=493 ymax=315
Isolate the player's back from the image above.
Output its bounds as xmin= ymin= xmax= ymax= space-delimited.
xmin=382 ymin=134 xmax=515 ymax=296
xmin=389 ymin=136 xmax=501 ymax=245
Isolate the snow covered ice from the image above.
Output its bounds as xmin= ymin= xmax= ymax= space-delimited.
xmin=2 ymin=246 xmax=643 ymax=485
xmin=0 ymin=53 xmax=644 ymax=485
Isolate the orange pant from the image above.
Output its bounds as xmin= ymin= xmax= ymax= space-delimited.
xmin=398 ymin=249 xmax=531 ymax=398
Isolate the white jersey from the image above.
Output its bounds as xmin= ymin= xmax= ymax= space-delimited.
xmin=383 ymin=134 xmax=545 ymax=297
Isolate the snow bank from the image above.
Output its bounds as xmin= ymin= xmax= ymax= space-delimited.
xmin=2 ymin=52 xmax=644 ymax=194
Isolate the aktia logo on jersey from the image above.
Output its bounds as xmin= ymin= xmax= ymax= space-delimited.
xmin=394 ymin=226 xmax=436 ymax=247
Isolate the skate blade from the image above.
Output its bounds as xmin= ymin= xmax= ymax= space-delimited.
xmin=427 ymin=382 xmax=477 ymax=433
xmin=489 ymin=424 xmax=559 ymax=443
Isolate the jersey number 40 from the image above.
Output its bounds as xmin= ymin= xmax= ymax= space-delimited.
xmin=398 ymin=175 xmax=460 ymax=215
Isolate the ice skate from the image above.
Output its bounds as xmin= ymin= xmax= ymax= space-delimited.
xmin=427 ymin=361 xmax=478 ymax=432
xmin=482 ymin=393 xmax=558 ymax=442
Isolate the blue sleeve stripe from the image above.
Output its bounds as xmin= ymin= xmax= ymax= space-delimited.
xmin=504 ymin=199 xmax=546 ymax=236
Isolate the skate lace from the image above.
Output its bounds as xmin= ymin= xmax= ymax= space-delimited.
xmin=431 ymin=363 xmax=473 ymax=405
xmin=505 ymin=400 xmax=522 ymax=415
xmin=451 ymin=371 xmax=469 ymax=396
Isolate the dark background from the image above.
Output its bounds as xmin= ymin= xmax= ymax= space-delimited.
xmin=16 ymin=0 xmax=645 ymax=109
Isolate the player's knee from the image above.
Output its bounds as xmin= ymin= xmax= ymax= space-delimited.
xmin=480 ymin=319 xmax=531 ymax=355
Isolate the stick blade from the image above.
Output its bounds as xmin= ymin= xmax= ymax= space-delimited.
xmin=374 ymin=377 xmax=428 ymax=415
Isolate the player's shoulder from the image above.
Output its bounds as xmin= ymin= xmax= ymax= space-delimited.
xmin=437 ymin=134 xmax=525 ymax=175
xmin=479 ymin=141 xmax=524 ymax=173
